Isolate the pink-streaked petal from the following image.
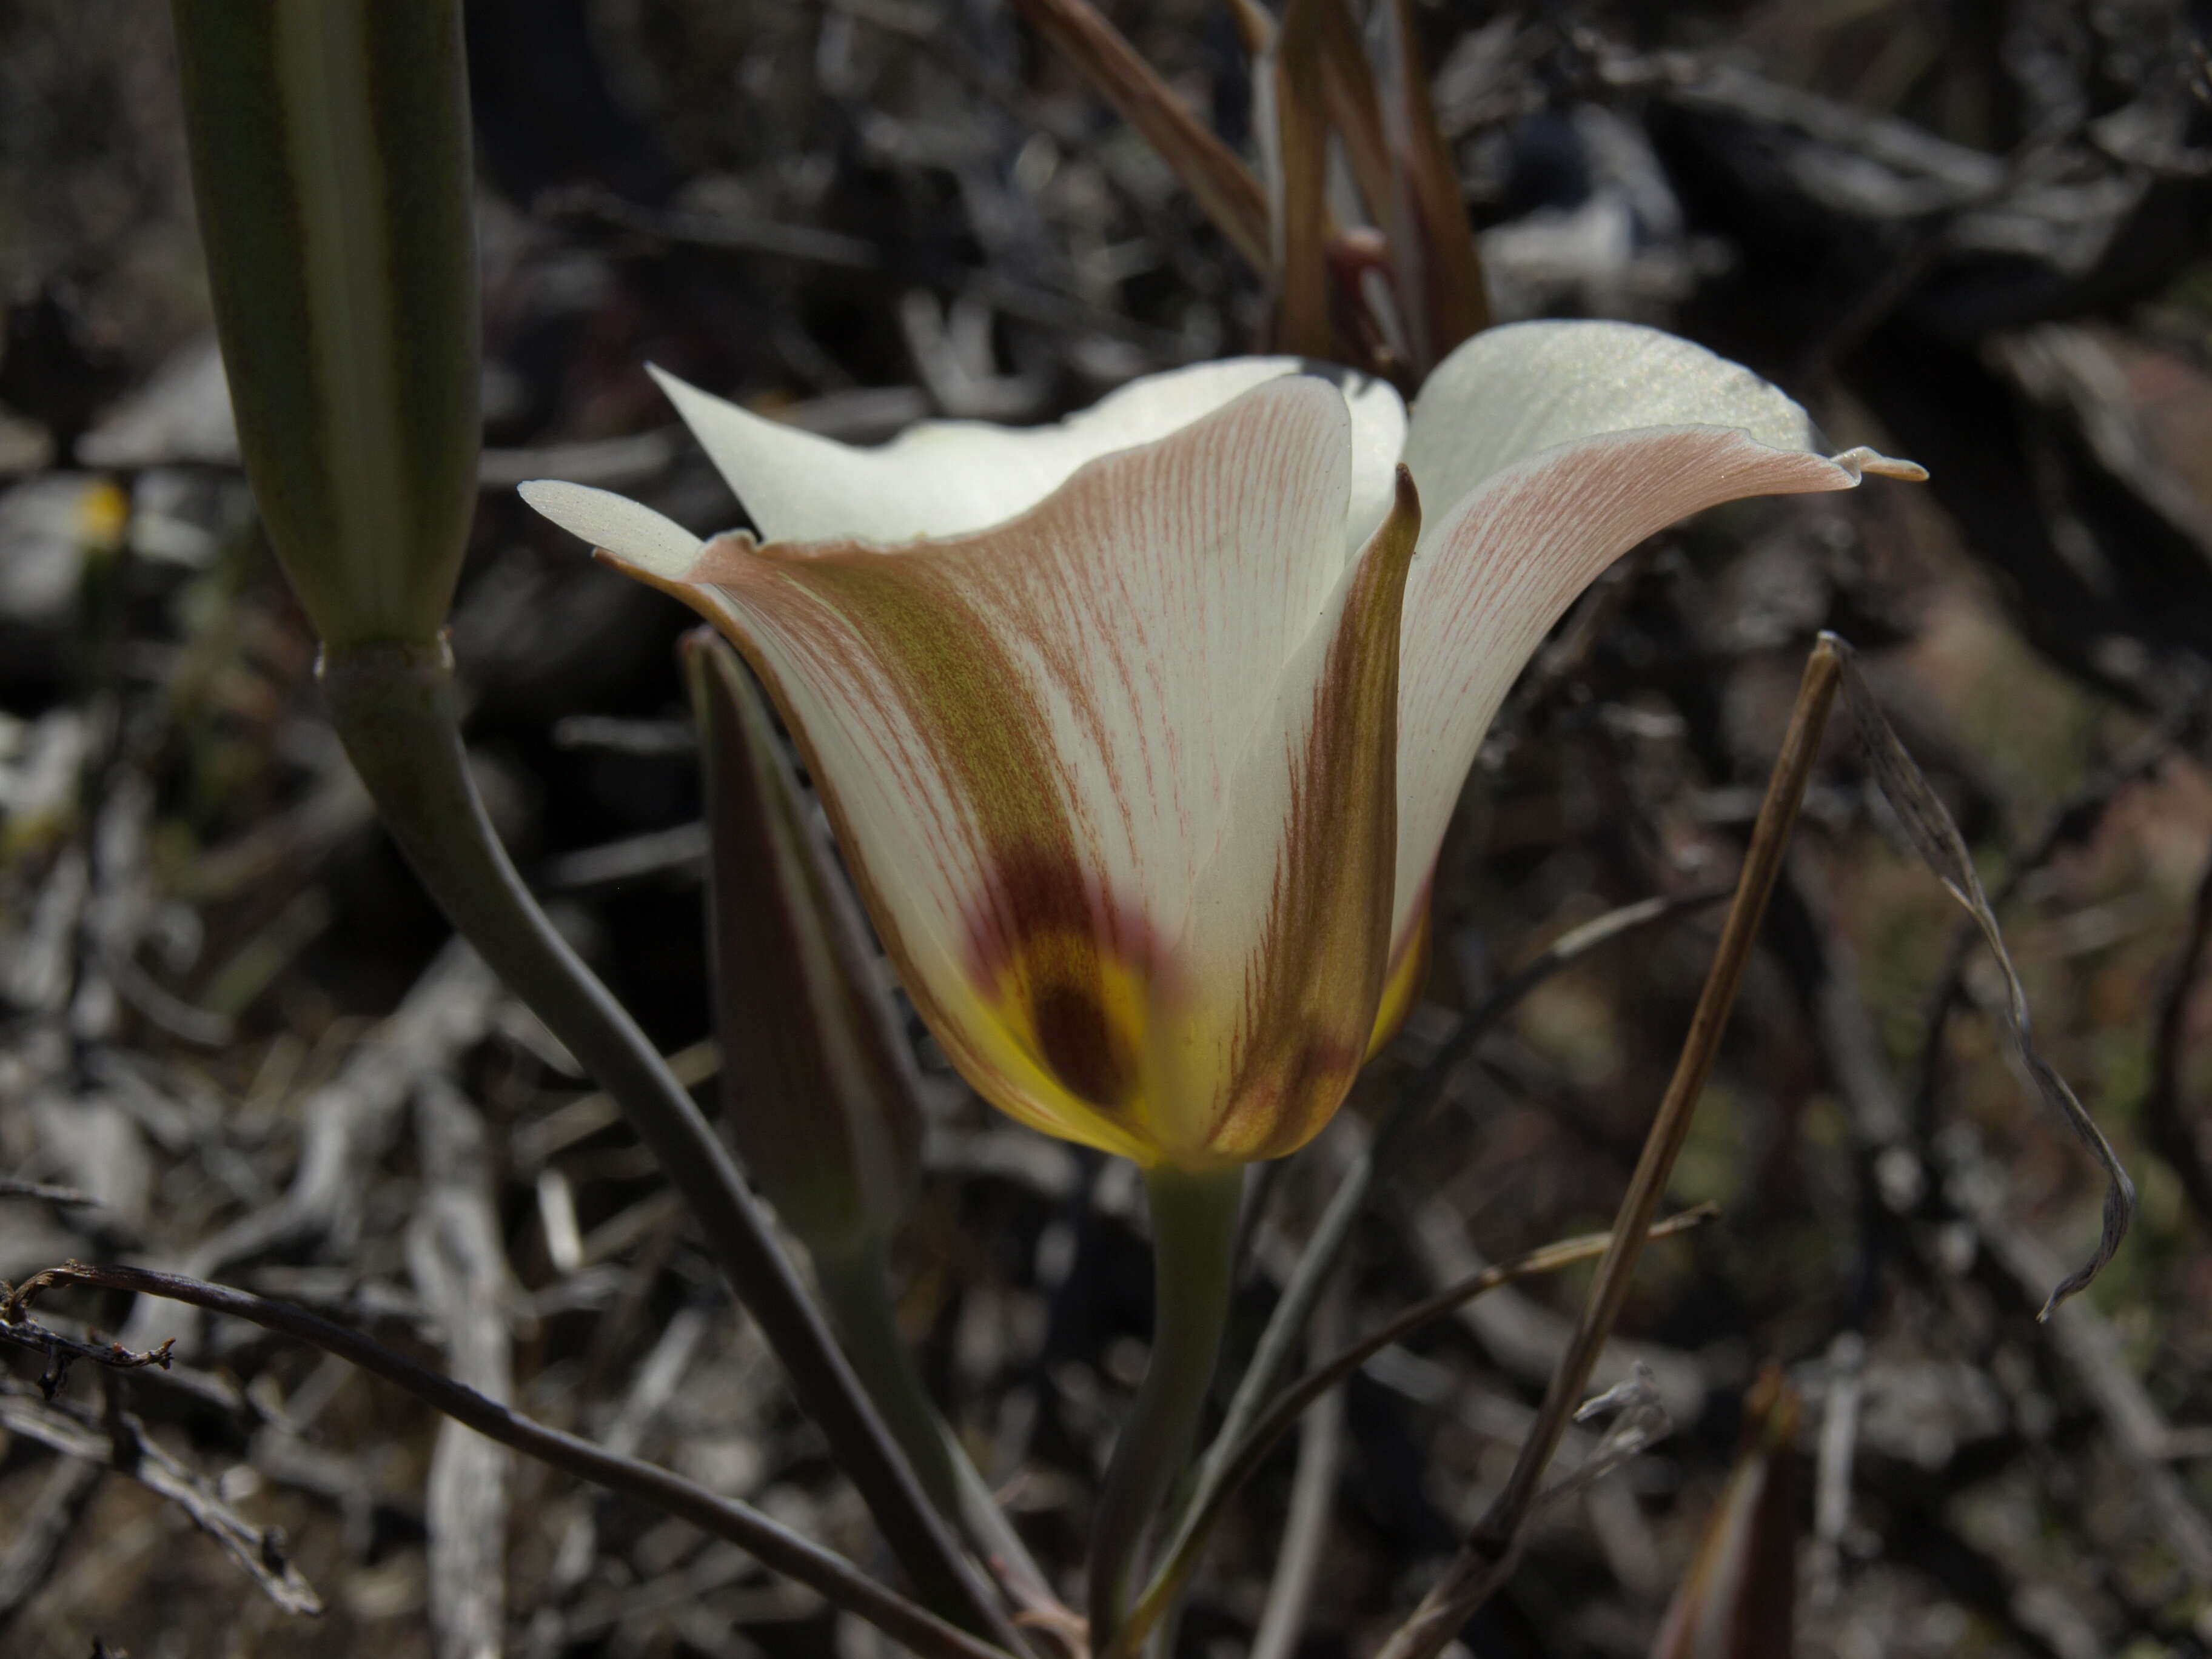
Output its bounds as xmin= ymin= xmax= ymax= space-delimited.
xmin=1403 ymin=320 xmax=1832 ymax=513
xmin=1390 ymin=428 xmax=1883 ymax=949
xmin=1160 ymin=468 xmax=1421 ymax=1163
xmin=620 ymin=378 xmax=1361 ymax=1165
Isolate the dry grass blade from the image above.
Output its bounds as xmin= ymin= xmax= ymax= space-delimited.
xmin=1647 ymin=1369 xmax=1801 ymax=1659
xmin=1110 ymin=1208 xmax=1715 ymax=1659
xmin=1317 ymin=0 xmax=1394 ymax=236
xmin=1265 ymin=0 xmax=1332 ymax=357
xmin=1375 ymin=635 xmax=1844 ymax=1659
xmin=1375 ymin=0 xmax=1490 ymax=367
xmin=1832 ymin=641 xmax=2134 ymax=1316
xmin=1008 ymin=0 xmax=1270 ymax=271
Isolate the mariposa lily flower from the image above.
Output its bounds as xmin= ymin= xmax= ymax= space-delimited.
xmin=522 ymin=321 xmax=1920 ymax=1171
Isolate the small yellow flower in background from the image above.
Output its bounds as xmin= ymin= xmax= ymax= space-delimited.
xmin=524 ymin=321 xmax=1921 ymax=1171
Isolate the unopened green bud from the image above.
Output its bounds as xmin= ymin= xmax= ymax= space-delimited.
xmin=685 ymin=629 xmax=925 ymax=1265
xmin=171 ymin=0 xmax=480 ymax=648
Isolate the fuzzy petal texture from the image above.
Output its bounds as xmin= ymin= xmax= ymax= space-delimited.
xmin=534 ymin=380 xmax=1412 ymax=1167
xmin=651 ymin=357 xmax=1407 ymax=554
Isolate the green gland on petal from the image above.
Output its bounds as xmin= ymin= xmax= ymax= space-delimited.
xmin=172 ymin=0 xmax=480 ymax=648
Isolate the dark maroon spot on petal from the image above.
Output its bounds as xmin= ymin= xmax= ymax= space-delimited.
xmin=1028 ymin=980 xmax=1134 ymax=1110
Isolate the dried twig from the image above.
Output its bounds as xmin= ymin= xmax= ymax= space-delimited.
xmin=1376 ymin=635 xmax=1845 ymax=1659
xmin=0 ymin=1312 xmax=174 ymax=1395
xmin=6 ymin=1262 xmax=1015 ymax=1659
xmin=1836 ymin=646 xmax=2134 ymax=1315
xmin=0 ymin=1178 xmax=97 ymax=1207
xmin=1806 ymin=1331 xmax=1866 ymax=1615
xmin=150 ymin=941 xmax=502 ymax=1299
xmin=1247 ymin=1281 xmax=1345 ymax=1659
xmin=0 ymin=1384 xmax=321 ymax=1615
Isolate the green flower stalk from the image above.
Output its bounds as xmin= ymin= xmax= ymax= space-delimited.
xmin=172 ymin=0 xmax=478 ymax=648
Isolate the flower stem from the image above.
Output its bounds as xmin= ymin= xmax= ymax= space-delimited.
xmin=319 ymin=639 xmax=1019 ymax=1650
xmin=813 ymin=1241 xmax=1062 ymax=1616
xmin=1088 ymin=1163 xmax=1243 ymax=1652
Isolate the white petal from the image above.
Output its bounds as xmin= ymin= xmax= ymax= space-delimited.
xmin=651 ymin=357 xmax=1405 ymax=550
xmin=1339 ymin=369 xmax=1410 ymax=554
xmin=655 ymin=378 xmax=1360 ymax=1162
xmin=1162 ymin=471 xmax=1418 ymax=1160
xmin=517 ymin=478 xmax=702 ymax=576
xmin=1402 ymin=320 xmax=1826 ymax=516
xmin=1390 ymin=426 xmax=1871 ymax=949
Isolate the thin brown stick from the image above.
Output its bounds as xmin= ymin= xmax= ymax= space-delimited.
xmin=0 ymin=1383 xmax=321 ymax=1615
xmin=0 ymin=1314 xmax=175 ymax=1387
xmin=3 ymin=1262 xmax=1014 ymax=1659
xmin=1107 ymin=1208 xmax=1715 ymax=1658
xmin=1373 ymin=635 xmax=1845 ymax=1659
xmin=1007 ymin=0 xmax=1271 ymax=270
